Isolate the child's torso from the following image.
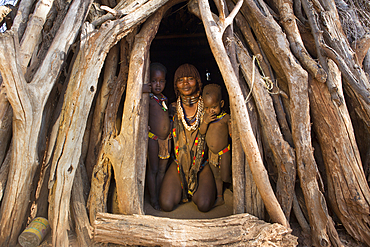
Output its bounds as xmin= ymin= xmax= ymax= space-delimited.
xmin=148 ymin=98 xmax=170 ymax=139
xmin=205 ymin=114 xmax=229 ymax=154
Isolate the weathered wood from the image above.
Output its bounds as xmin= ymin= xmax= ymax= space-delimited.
xmin=111 ymin=2 xmax=169 ymax=215
xmin=228 ymin=2 xmax=293 ymax=147
xmin=231 ymin=109 xmax=245 ymax=214
xmin=237 ymin=40 xmax=296 ymax=220
xmin=237 ymin=0 xmax=341 ymax=245
xmin=19 ymin=0 xmax=53 ymax=74
xmin=87 ymin=37 xmax=131 ymax=223
xmin=0 ymin=85 xmax=12 ymax=166
xmin=47 ymin=0 xmax=169 ymax=245
xmin=0 ymin=144 xmax=11 ymax=202
xmin=272 ymin=0 xmax=327 ymax=84
xmin=85 ymin=44 xmax=119 ymax=180
xmin=72 ymin=161 xmax=93 ymax=247
xmin=198 ymin=0 xmax=288 ymax=227
xmin=309 ymin=60 xmax=370 ymax=246
xmin=0 ymin=0 xmax=89 ymax=239
xmin=93 ymin=213 xmax=298 ymax=246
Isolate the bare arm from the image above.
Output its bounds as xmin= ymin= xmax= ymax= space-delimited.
xmin=199 ymin=111 xmax=217 ymax=135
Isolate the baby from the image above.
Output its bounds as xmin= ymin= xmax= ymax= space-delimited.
xmin=144 ymin=62 xmax=171 ymax=210
xmin=200 ymin=84 xmax=231 ymax=206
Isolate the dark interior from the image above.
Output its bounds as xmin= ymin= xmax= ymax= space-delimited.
xmin=150 ymin=2 xmax=229 ymax=109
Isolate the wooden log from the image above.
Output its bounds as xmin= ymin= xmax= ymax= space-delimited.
xmin=72 ymin=161 xmax=93 ymax=246
xmin=237 ymin=0 xmax=341 ymax=245
xmin=231 ymin=108 xmax=245 ymax=214
xmin=87 ymin=37 xmax=130 ymax=223
xmin=0 ymin=144 xmax=11 ymax=202
xmin=0 ymin=85 xmax=12 ymax=166
xmin=93 ymin=213 xmax=298 ymax=246
xmin=109 ymin=0 xmax=183 ymax=215
xmin=47 ymin=0 xmax=170 ymax=245
xmin=85 ymin=44 xmax=119 ymax=180
xmin=228 ymin=4 xmax=294 ymax=147
xmin=198 ymin=0 xmax=288 ymax=227
xmin=236 ymin=40 xmax=296 ymax=220
xmin=272 ymin=0 xmax=327 ymax=84
xmin=19 ymin=0 xmax=53 ymax=74
xmin=0 ymin=2 xmax=88 ymax=239
xmin=309 ymin=60 xmax=370 ymax=246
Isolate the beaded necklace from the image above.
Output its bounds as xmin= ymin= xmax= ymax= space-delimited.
xmin=177 ymin=96 xmax=203 ymax=131
xmin=211 ymin=112 xmax=227 ymax=123
xmin=150 ymin=93 xmax=167 ymax=111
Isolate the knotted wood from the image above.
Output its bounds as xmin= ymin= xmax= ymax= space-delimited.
xmin=93 ymin=213 xmax=298 ymax=246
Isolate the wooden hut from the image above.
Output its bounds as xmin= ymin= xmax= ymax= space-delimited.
xmin=0 ymin=0 xmax=369 ymax=246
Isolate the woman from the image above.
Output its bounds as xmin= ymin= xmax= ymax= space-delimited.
xmin=159 ymin=64 xmax=216 ymax=212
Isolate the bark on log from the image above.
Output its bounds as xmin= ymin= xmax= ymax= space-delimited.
xmin=0 ymin=0 xmax=89 ymax=240
xmin=231 ymin=110 xmax=245 ymax=214
xmin=272 ymin=0 xmax=327 ymax=84
xmin=111 ymin=1 xmax=170 ymax=215
xmin=85 ymin=44 xmax=119 ymax=180
xmin=47 ymin=0 xmax=169 ymax=245
xmin=228 ymin=2 xmax=293 ymax=147
xmin=87 ymin=37 xmax=131 ymax=223
xmin=0 ymin=145 xmax=11 ymax=202
xmin=236 ymin=40 xmax=296 ymax=220
xmin=93 ymin=213 xmax=298 ymax=246
xmin=72 ymin=161 xmax=93 ymax=247
xmin=237 ymin=0 xmax=341 ymax=245
xmin=0 ymin=85 xmax=12 ymax=166
xmin=309 ymin=60 xmax=370 ymax=246
xmin=19 ymin=0 xmax=53 ymax=74
xmin=198 ymin=0 xmax=288 ymax=227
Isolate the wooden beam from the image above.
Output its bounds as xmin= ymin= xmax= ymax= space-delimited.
xmin=93 ymin=213 xmax=298 ymax=246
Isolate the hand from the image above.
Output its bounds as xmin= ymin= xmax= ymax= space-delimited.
xmin=143 ymin=83 xmax=152 ymax=93
xmin=203 ymin=111 xmax=217 ymax=125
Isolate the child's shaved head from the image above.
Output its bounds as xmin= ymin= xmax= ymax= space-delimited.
xmin=150 ymin=62 xmax=167 ymax=75
xmin=203 ymin=84 xmax=222 ymax=102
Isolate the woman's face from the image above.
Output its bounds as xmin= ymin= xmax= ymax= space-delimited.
xmin=176 ymin=77 xmax=198 ymax=96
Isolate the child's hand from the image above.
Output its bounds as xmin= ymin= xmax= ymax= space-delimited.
xmin=203 ymin=111 xmax=217 ymax=125
xmin=143 ymin=83 xmax=152 ymax=93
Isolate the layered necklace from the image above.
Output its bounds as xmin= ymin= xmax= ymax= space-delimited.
xmin=177 ymin=95 xmax=203 ymax=131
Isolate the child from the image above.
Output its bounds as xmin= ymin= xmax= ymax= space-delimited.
xmin=200 ymin=84 xmax=231 ymax=206
xmin=144 ymin=62 xmax=171 ymax=210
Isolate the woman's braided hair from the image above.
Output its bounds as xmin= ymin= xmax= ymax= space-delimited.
xmin=173 ymin=64 xmax=202 ymax=97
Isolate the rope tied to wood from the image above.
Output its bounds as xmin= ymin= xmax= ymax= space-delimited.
xmin=244 ymin=55 xmax=278 ymax=103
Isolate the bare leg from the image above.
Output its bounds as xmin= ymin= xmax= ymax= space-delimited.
xmin=156 ymin=140 xmax=170 ymax=197
xmin=157 ymin=158 xmax=168 ymax=198
xmin=220 ymin=151 xmax=231 ymax=183
xmin=210 ymin=164 xmax=225 ymax=207
xmin=159 ymin=162 xmax=182 ymax=211
xmin=192 ymin=164 xmax=216 ymax=212
xmin=147 ymin=138 xmax=160 ymax=210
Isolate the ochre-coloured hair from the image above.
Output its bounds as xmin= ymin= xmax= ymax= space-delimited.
xmin=173 ymin=64 xmax=202 ymax=97
xmin=202 ymin=83 xmax=222 ymax=102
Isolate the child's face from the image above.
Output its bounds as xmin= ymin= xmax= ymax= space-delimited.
xmin=176 ymin=77 xmax=197 ymax=96
xmin=150 ymin=70 xmax=166 ymax=95
xmin=203 ymin=95 xmax=224 ymax=116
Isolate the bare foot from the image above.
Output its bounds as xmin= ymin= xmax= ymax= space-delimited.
xmin=150 ymin=200 xmax=161 ymax=210
xmin=214 ymin=196 xmax=225 ymax=207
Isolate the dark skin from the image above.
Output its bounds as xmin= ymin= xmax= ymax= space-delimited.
xmin=144 ymin=69 xmax=171 ymax=210
xmin=200 ymin=94 xmax=231 ymax=206
xmin=159 ymin=76 xmax=216 ymax=212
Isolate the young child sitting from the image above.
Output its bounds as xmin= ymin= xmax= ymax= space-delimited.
xmin=143 ymin=62 xmax=171 ymax=210
xmin=200 ymin=84 xmax=231 ymax=206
